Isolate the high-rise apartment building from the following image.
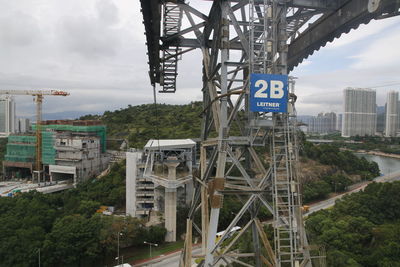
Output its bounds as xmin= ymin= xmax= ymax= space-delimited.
xmin=342 ymin=88 xmax=376 ymax=137
xmin=17 ymin=118 xmax=30 ymax=133
xmin=376 ymin=106 xmax=386 ymax=133
xmin=0 ymin=96 xmax=16 ymax=135
xmin=336 ymin=114 xmax=343 ymax=131
xmin=397 ymin=100 xmax=400 ymax=133
xmin=298 ymin=113 xmax=337 ymax=134
xmin=385 ymin=91 xmax=398 ymax=137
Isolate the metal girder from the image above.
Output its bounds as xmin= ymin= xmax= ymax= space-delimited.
xmin=140 ymin=0 xmax=161 ymax=85
xmin=288 ymin=0 xmax=400 ymax=70
xmin=229 ymin=0 xmax=339 ymax=9
xmin=286 ymin=0 xmax=340 ymax=9
xmin=141 ymin=0 xmax=400 ymax=84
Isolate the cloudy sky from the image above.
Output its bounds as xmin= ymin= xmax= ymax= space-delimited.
xmin=0 ymin=0 xmax=399 ymax=118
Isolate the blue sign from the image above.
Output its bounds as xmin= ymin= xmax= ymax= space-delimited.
xmin=250 ymin=73 xmax=288 ymax=113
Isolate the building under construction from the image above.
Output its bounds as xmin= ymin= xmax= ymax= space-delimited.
xmin=3 ymin=120 xmax=109 ymax=184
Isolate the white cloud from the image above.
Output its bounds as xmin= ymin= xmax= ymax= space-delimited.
xmin=0 ymin=0 xmax=149 ymax=116
xmin=292 ymin=16 xmax=400 ymax=115
xmin=324 ymin=16 xmax=400 ymax=49
xmin=350 ymin=26 xmax=400 ymax=69
xmin=0 ymin=0 xmax=399 ymax=119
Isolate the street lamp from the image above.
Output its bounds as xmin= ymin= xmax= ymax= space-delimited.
xmin=115 ymin=255 xmax=124 ymax=267
xmin=143 ymin=241 xmax=158 ymax=261
xmin=117 ymin=232 xmax=123 ymax=265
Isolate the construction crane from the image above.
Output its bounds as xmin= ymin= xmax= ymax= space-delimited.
xmin=0 ymin=90 xmax=69 ymax=181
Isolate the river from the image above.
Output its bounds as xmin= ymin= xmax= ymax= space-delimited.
xmin=355 ymin=153 xmax=400 ymax=175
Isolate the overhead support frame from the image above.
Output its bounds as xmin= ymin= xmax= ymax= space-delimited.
xmin=139 ymin=0 xmax=400 ymax=266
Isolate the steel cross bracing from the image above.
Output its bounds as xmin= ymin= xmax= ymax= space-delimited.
xmin=176 ymin=1 xmax=313 ymax=266
xmin=139 ymin=0 xmax=400 ymax=266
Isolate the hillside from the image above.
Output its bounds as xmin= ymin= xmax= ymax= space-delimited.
xmin=306 ymin=182 xmax=400 ymax=266
xmin=0 ymin=103 xmax=384 ymax=266
xmin=80 ymin=102 xmax=203 ymax=148
xmin=299 ymin=140 xmax=379 ymax=203
xmin=80 ymin=102 xmax=380 ymax=204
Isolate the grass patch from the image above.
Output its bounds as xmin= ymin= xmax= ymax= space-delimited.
xmin=121 ymin=240 xmax=185 ymax=263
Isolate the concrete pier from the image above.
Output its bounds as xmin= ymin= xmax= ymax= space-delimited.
xmin=164 ymin=161 xmax=179 ymax=242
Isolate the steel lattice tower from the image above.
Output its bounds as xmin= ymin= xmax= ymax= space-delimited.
xmin=180 ymin=1 xmax=311 ymax=266
xmin=139 ymin=0 xmax=400 ymax=266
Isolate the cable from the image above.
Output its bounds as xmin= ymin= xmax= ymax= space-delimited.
xmin=152 ymin=84 xmax=161 ymax=152
xmin=366 ymin=82 xmax=400 ymax=88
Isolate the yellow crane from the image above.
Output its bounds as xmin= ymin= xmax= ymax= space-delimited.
xmin=0 ymin=90 xmax=69 ymax=180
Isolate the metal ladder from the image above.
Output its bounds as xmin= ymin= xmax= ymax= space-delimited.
xmin=249 ymin=0 xmax=270 ymax=74
xmin=161 ymin=2 xmax=182 ymax=93
xmin=272 ymin=113 xmax=301 ymax=266
xmin=249 ymin=0 xmax=272 ymax=147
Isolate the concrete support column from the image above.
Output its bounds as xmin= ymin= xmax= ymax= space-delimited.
xmin=164 ymin=161 xmax=179 ymax=242
xmin=126 ymin=152 xmax=140 ymax=217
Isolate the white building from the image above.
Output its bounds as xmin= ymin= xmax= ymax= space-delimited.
xmin=17 ymin=118 xmax=30 ymax=133
xmin=49 ymin=133 xmax=109 ymax=184
xmin=126 ymin=151 xmax=146 ymax=217
xmin=0 ymin=96 xmax=16 ymax=135
xmin=336 ymin=114 xmax=343 ymax=132
xmin=385 ymin=91 xmax=398 ymax=137
xmin=342 ymin=88 xmax=376 ymax=137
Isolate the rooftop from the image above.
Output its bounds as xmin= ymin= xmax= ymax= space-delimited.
xmin=144 ymin=139 xmax=196 ymax=150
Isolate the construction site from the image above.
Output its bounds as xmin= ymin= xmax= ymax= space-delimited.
xmin=0 ymin=89 xmax=110 ymax=195
xmin=2 ymin=120 xmax=109 ymax=185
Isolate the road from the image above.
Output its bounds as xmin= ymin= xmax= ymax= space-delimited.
xmin=134 ymin=247 xmax=201 ymax=267
xmin=305 ymin=170 xmax=400 ymax=216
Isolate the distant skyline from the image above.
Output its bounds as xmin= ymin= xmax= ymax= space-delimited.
xmin=0 ymin=1 xmax=399 ymax=117
xmin=298 ymin=88 xmax=400 ymax=116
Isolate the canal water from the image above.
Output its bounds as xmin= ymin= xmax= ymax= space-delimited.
xmin=355 ymin=153 xmax=400 ymax=176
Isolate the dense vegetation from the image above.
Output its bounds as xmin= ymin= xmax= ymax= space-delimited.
xmin=306 ymin=182 xmax=400 ymax=266
xmin=0 ymin=103 xmax=387 ymax=266
xmin=307 ymin=132 xmax=400 ymax=155
xmin=81 ymin=102 xmax=203 ymax=148
xmin=301 ymin=141 xmax=380 ymax=203
xmin=0 ymin=137 xmax=8 ymax=175
xmin=0 ymin=162 xmax=166 ymax=267
xmin=346 ymin=135 xmax=400 ymax=155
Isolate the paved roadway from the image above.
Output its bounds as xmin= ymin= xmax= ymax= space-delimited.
xmin=134 ymin=171 xmax=400 ymax=266
xmin=0 ymin=181 xmax=73 ymax=196
xmin=305 ymin=170 xmax=400 ymax=216
xmin=134 ymin=247 xmax=201 ymax=267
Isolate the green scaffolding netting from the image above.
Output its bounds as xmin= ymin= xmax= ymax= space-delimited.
xmin=5 ymin=136 xmax=36 ymax=163
xmin=42 ymin=131 xmax=56 ymax=165
xmin=5 ymin=124 xmax=106 ymax=164
xmin=7 ymin=135 xmax=36 ymax=144
xmin=32 ymin=124 xmax=107 ymax=152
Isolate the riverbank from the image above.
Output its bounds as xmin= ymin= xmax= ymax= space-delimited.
xmin=355 ymin=150 xmax=400 ymax=159
xmin=341 ymin=148 xmax=400 ymax=159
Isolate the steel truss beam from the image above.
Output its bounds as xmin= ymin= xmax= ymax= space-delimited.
xmin=141 ymin=0 xmax=399 ymax=83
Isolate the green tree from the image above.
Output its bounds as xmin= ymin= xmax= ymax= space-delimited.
xmin=43 ymin=215 xmax=102 ymax=267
